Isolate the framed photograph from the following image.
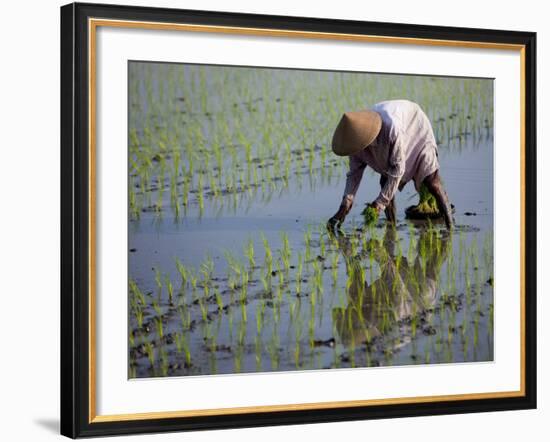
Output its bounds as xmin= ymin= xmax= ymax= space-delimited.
xmin=60 ymin=2 xmax=536 ymax=438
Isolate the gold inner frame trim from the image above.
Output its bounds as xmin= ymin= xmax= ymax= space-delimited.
xmin=88 ymin=17 xmax=527 ymax=424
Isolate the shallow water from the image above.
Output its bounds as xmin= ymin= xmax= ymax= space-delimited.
xmin=127 ymin=62 xmax=494 ymax=378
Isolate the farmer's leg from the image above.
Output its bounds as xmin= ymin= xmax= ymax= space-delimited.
xmin=422 ymin=170 xmax=454 ymax=229
xmin=379 ymin=175 xmax=396 ymax=224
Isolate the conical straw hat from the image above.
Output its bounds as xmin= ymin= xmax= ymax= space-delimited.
xmin=331 ymin=110 xmax=382 ymax=156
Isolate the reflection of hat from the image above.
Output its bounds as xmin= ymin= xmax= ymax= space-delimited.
xmin=332 ymin=110 xmax=382 ymax=156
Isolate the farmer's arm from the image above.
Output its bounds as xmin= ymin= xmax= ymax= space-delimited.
xmin=373 ymin=133 xmax=405 ymax=210
xmin=328 ymin=156 xmax=366 ymax=228
xmin=343 ymin=155 xmax=367 ymax=211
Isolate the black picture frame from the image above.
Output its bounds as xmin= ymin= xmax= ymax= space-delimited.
xmin=61 ymin=2 xmax=537 ymax=438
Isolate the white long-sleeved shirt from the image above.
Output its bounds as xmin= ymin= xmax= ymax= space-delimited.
xmin=342 ymin=100 xmax=440 ymax=210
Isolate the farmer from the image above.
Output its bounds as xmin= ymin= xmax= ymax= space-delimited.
xmin=327 ymin=99 xmax=454 ymax=230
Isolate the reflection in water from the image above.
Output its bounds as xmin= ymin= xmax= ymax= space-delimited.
xmin=332 ymin=228 xmax=450 ymax=353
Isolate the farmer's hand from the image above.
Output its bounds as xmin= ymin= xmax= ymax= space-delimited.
xmin=327 ymin=202 xmax=350 ymax=232
xmin=327 ymin=217 xmax=342 ymax=232
xmin=367 ymin=201 xmax=384 ymax=213
xmin=327 ymin=212 xmax=345 ymax=232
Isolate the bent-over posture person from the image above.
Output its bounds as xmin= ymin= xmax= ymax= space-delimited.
xmin=328 ymin=99 xmax=454 ymax=230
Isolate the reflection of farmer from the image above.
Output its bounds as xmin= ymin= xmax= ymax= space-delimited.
xmin=328 ymin=100 xmax=454 ymax=230
xmin=331 ymin=228 xmax=450 ymax=348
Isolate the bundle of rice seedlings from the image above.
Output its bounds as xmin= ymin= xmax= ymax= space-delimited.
xmin=361 ymin=205 xmax=379 ymax=227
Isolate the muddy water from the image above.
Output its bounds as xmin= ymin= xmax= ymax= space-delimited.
xmin=128 ymin=140 xmax=493 ymax=378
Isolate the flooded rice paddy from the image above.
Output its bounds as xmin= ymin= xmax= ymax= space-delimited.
xmin=128 ymin=62 xmax=494 ymax=378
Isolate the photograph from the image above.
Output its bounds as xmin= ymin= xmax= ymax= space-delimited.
xmin=127 ymin=62 xmax=495 ymax=378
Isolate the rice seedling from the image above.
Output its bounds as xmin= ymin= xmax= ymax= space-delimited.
xmin=153 ymin=267 xmax=163 ymax=299
xmin=260 ymin=273 xmax=270 ymax=295
xmin=178 ymin=305 xmax=191 ymax=331
xmin=188 ymin=269 xmax=198 ymax=296
xmin=224 ymin=251 xmax=242 ymax=280
xmin=261 ymin=233 xmax=273 ymax=275
xmin=164 ymin=274 xmax=174 ymax=306
xmin=175 ymin=258 xmax=189 ymax=299
xmin=151 ymin=305 xmax=164 ymax=340
xmin=144 ymin=341 xmax=155 ymax=368
xmin=182 ymin=335 xmax=191 ymax=366
xmin=201 ymin=254 xmax=214 ymax=285
xmin=268 ymin=331 xmax=280 ymax=370
xmin=318 ymin=233 xmax=327 ymax=260
xmin=197 ymin=173 xmax=205 ymax=215
xmin=214 ymin=287 xmax=224 ymax=312
xmin=160 ymin=346 xmax=169 ymax=376
xmin=244 ymin=238 xmax=255 ymax=269
xmin=254 ymin=336 xmax=263 ymax=371
xmin=174 ymin=331 xmax=184 ymax=354
xmin=280 ymin=232 xmax=291 ymax=271
xmin=276 ymin=260 xmax=285 ymax=286
xmin=133 ymin=307 xmax=144 ymax=330
xmin=311 ymin=259 xmax=323 ymax=295
xmin=295 ymin=252 xmax=304 ymax=295
xmin=240 ymin=268 xmax=249 ymax=302
xmin=129 ymin=278 xmax=146 ymax=307
xmin=256 ymin=300 xmax=266 ymax=336
xmin=198 ymin=296 xmax=209 ymax=323
xmin=304 ymin=227 xmax=312 ymax=263
xmin=128 ymin=363 xmax=137 ymax=379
